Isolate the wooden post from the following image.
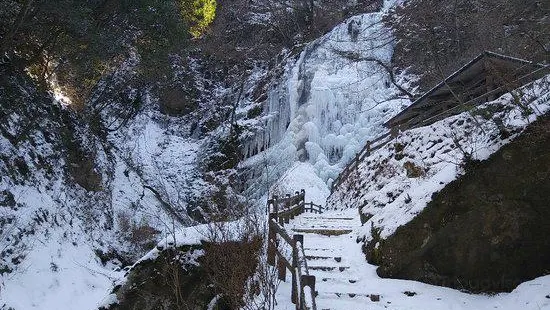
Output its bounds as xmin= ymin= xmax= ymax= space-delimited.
xmin=301 ymin=275 xmax=316 ymax=308
xmin=273 ymin=195 xmax=279 ymax=217
xmin=291 ymin=234 xmax=304 ymax=304
xmin=267 ymin=213 xmax=276 ymax=266
xmin=484 ymin=58 xmax=496 ymax=102
xmin=295 ymin=234 xmax=304 ymax=243
xmin=390 ymin=126 xmax=399 ymax=138
xmin=277 ymin=256 xmax=287 ymax=281
xmin=301 ymin=189 xmax=306 ymax=213
xmin=487 ymin=73 xmax=495 ymax=101
xmin=285 ymin=195 xmax=291 ymax=213
xmin=365 ymin=140 xmax=371 ymax=157
xmin=279 ymin=215 xmax=284 ymax=226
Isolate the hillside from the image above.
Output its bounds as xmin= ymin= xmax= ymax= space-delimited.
xmin=1 ymin=0 xmax=549 ymax=309
xmin=326 ymin=76 xmax=550 ymax=294
xmin=375 ymin=112 xmax=550 ymax=293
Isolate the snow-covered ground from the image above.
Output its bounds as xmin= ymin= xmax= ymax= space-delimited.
xmin=273 ymin=209 xmax=550 ymax=310
xmin=268 ymin=75 xmax=550 ymax=310
xmin=1 ymin=230 xmax=123 ymax=310
xmin=328 ymin=75 xmax=550 ymax=241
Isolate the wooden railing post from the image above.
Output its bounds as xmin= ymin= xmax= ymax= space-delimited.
xmin=390 ymin=126 xmax=399 ymax=138
xmin=291 ymin=234 xmax=304 ymax=304
xmin=277 ymin=255 xmax=287 ymax=281
xmin=365 ymin=140 xmax=371 ymax=157
xmin=267 ymin=214 xmax=276 ymax=266
xmin=301 ymin=189 xmax=306 ymax=213
xmin=301 ymin=275 xmax=316 ymax=309
xmin=273 ymin=195 xmax=279 ymax=217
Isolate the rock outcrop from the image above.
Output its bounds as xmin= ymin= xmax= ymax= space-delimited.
xmin=369 ymin=115 xmax=550 ymax=293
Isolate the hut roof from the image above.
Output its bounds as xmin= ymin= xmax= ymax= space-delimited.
xmin=384 ymin=51 xmax=548 ymax=128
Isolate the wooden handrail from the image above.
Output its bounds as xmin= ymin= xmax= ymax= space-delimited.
xmin=331 ymin=129 xmax=395 ymax=193
xmin=303 ymin=202 xmax=323 ymax=214
xmin=269 ymin=219 xmax=294 ymax=246
xmin=331 ymin=66 xmax=549 ymax=194
xmin=267 ymin=190 xmax=321 ymax=310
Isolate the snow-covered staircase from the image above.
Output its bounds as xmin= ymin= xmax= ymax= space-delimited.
xmin=287 ymin=210 xmax=378 ymax=310
xmin=274 ymin=200 xmax=550 ymax=310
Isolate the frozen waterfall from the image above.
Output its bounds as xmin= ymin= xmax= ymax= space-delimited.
xmin=241 ymin=10 xmax=410 ymax=197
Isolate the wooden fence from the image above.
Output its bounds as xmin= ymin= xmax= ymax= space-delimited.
xmin=330 ymin=127 xmax=399 ymax=193
xmin=267 ymin=190 xmax=323 ymax=310
xmin=330 ymin=64 xmax=550 ymax=194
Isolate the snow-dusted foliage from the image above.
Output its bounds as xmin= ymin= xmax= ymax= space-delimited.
xmin=0 ymin=64 xmax=124 ymax=309
xmin=239 ymin=9 xmax=411 ymax=198
xmin=0 ymin=52 xmax=235 ymax=308
xmin=327 ymin=76 xmax=550 ymax=241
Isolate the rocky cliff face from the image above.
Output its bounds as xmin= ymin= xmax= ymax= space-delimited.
xmin=0 ymin=52 xmax=242 ymax=309
xmin=370 ymin=114 xmax=550 ymax=293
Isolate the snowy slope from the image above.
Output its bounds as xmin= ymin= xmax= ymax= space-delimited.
xmin=0 ymin=107 xmax=206 ymax=310
xmin=327 ymin=75 xmax=550 ymax=241
xmin=1 ymin=230 xmax=124 ymax=310
xmin=0 ymin=56 xmax=231 ymax=309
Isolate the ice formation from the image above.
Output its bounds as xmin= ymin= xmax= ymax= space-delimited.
xmin=240 ymin=10 xmax=409 ymax=196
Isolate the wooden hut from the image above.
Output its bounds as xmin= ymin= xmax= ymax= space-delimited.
xmin=385 ymin=51 xmax=549 ymax=130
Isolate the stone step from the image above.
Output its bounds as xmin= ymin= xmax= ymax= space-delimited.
xmin=305 ymin=255 xmax=342 ymax=263
xmin=303 ymin=247 xmax=341 ymax=252
xmin=317 ymin=277 xmax=359 ymax=284
xmin=303 ymin=248 xmax=344 ymax=257
xmin=300 ymin=216 xmax=355 ymax=221
xmin=306 ymin=259 xmax=346 ymax=268
xmin=317 ymin=291 xmax=373 ymax=299
xmin=315 ymin=291 xmax=379 ymax=310
xmin=308 ymin=265 xmax=350 ymax=272
xmin=307 ymin=268 xmax=356 ymax=280
xmin=291 ymin=228 xmax=353 ymax=236
xmin=291 ymin=224 xmax=354 ymax=230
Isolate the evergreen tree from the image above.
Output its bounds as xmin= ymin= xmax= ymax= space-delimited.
xmin=0 ymin=0 xmax=195 ymax=106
